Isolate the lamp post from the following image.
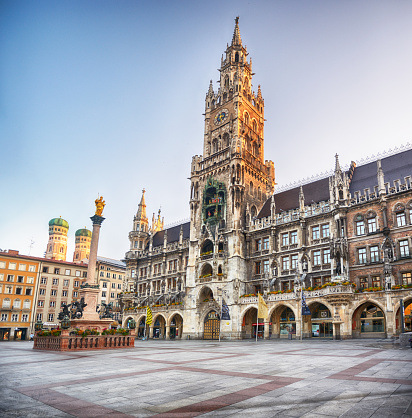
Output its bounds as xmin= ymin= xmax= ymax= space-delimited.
xmin=60 ymin=315 xmax=71 ymax=330
xmin=35 ymin=320 xmax=43 ymax=332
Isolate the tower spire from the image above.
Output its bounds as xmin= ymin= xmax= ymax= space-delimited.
xmin=136 ymin=188 xmax=147 ymax=220
xmin=232 ymin=16 xmax=242 ymax=46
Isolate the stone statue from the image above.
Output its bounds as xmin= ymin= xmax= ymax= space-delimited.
xmin=97 ymin=302 xmax=114 ymax=319
xmin=58 ymin=303 xmax=71 ymax=320
xmin=71 ymin=297 xmax=87 ymax=319
xmin=95 ymin=196 xmax=105 ymax=216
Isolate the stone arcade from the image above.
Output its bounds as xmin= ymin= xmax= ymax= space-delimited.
xmin=121 ymin=18 xmax=412 ymax=340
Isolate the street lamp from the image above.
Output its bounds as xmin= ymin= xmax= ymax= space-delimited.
xmin=60 ymin=315 xmax=71 ymax=330
xmin=128 ymin=318 xmax=136 ymax=329
xmin=35 ymin=320 xmax=43 ymax=332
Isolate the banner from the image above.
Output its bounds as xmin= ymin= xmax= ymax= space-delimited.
xmin=146 ymin=306 xmax=153 ymax=325
xmin=257 ymin=293 xmax=268 ymax=319
xmin=221 ymin=299 xmax=230 ymax=320
xmin=301 ymin=292 xmax=311 ymax=316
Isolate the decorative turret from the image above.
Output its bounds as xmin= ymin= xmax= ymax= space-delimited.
xmin=329 ymin=154 xmax=350 ymax=206
xmin=129 ymin=189 xmax=150 ymax=252
xmin=73 ymin=227 xmax=92 ymax=262
xmin=232 ymin=16 xmax=242 ymax=46
xmin=45 ymin=217 xmax=69 ymax=261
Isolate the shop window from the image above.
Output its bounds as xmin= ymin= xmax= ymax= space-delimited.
xmin=360 ymin=304 xmax=384 ymax=332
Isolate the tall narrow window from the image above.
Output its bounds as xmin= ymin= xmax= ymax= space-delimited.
xmin=399 ymin=240 xmax=410 ymax=258
xmin=370 ymin=246 xmax=379 ymax=263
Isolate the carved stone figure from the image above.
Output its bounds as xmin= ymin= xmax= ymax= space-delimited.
xmin=58 ymin=303 xmax=71 ymax=321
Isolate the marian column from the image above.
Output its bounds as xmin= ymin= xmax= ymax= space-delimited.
xmin=71 ymin=196 xmax=112 ymax=329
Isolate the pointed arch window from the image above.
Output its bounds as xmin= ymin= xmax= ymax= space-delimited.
xmin=235 ymin=52 xmax=239 ymax=62
xmin=244 ymin=112 xmax=249 ymax=126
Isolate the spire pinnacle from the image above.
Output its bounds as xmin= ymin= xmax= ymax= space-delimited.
xmin=136 ymin=189 xmax=147 ymax=220
xmin=334 ymin=153 xmax=341 ymax=173
xmin=232 ymin=16 xmax=242 ymax=46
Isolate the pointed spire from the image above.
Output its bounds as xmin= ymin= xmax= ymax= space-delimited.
xmin=136 ymin=188 xmax=147 ymax=220
xmin=232 ymin=16 xmax=242 ymax=46
xmin=257 ymin=85 xmax=262 ymax=100
xmin=207 ymin=80 xmax=214 ymax=96
xmin=334 ymin=153 xmax=342 ymax=173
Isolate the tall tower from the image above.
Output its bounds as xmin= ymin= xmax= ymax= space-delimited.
xmin=73 ymin=227 xmax=92 ymax=262
xmin=129 ymin=189 xmax=150 ymax=252
xmin=45 ymin=217 xmax=69 ymax=261
xmin=186 ymin=18 xmax=275 ymax=338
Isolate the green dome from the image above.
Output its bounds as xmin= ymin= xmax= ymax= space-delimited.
xmin=49 ymin=217 xmax=69 ymax=229
xmin=75 ymin=228 xmax=92 ymax=238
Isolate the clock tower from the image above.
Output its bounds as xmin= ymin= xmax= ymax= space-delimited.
xmin=186 ymin=18 xmax=275 ymax=339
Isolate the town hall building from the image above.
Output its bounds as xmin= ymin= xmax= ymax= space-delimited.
xmin=121 ymin=18 xmax=412 ymax=340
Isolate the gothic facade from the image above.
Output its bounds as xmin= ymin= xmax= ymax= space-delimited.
xmin=121 ymin=19 xmax=412 ymax=340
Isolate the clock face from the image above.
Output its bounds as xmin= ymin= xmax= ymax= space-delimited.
xmin=214 ymin=109 xmax=229 ymax=125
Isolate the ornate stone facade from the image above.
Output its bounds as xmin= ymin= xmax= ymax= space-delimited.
xmin=122 ymin=19 xmax=412 ymax=340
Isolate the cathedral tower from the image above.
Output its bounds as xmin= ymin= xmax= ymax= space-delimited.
xmin=129 ymin=189 xmax=150 ymax=252
xmin=73 ymin=227 xmax=92 ymax=262
xmin=45 ymin=217 xmax=69 ymax=261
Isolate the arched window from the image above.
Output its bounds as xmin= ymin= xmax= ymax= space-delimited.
xmin=23 ymin=299 xmax=31 ymax=309
xmin=252 ymin=120 xmax=257 ymax=131
xmin=249 ymin=182 xmax=254 ymax=194
xmin=244 ymin=112 xmax=249 ymax=126
xmin=13 ymin=299 xmax=21 ymax=308
xmin=235 ymin=52 xmax=239 ymax=62
xmin=2 ymin=298 xmax=10 ymax=308
xmin=258 ymin=187 xmax=262 ymax=200
xmin=224 ymin=75 xmax=229 ymax=87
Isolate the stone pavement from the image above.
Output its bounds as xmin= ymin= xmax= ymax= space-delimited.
xmin=0 ymin=338 xmax=411 ymax=417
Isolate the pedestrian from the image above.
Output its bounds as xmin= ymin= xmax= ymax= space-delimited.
xmin=29 ymin=333 xmax=34 ymax=341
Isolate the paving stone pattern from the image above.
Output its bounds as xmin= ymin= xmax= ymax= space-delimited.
xmin=0 ymin=339 xmax=411 ymax=417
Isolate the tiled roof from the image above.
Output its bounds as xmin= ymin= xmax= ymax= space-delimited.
xmin=152 ymin=222 xmax=190 ymax=247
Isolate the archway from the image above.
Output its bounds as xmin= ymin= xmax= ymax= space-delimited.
xmin=153 ymin=315 xmax=166 ymax=339
xmin=310 ymin=302 xmax=333 ymax=338
xmin=352 ymin=302 xmax=386 ymax=338
xmin=204 ymin=310 xmax=220 ymax=340
xmin=201 ymin=239 xmax=214 ymax=255
xmin=198 ymin=286 xmax=214 ymax=303
xmin=269 ymin=304 xmax=296 ymax=339
xmin=137 ymin=317 xmax=146 ymax=338
xmin=241 ymin=307 xmax=265 ymax=339
xmin=169 ymin=313 xmax=183 ymax=339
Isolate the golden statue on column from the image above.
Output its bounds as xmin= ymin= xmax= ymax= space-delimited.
xmin=95 ymin=196 xmax=105 ymax=216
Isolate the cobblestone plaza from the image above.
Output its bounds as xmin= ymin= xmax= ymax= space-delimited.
xmin=1 ymin=339 xmax=411 ymax=417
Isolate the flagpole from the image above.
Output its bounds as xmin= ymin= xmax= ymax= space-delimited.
xmin=300 ymin=287 xmax=303 ymax=341
xmin=219 ymin=293 xmax=223 ymax=342
xmin=256 ymin=292 xmax=259 ymax=343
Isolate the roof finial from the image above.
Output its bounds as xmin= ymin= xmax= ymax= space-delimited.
xmin=335 ymin=153 xmax=341 ymax=173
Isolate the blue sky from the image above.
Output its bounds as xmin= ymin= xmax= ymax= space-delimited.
xmin=1 ymin=0 xmax=412 ymax=260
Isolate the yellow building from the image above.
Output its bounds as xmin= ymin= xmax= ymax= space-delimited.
xmin=0 ymin=250 xmax=40 ymax=341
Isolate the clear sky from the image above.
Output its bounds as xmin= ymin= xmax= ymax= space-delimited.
xmin=1 ymin=0 xmax=412 ymax=261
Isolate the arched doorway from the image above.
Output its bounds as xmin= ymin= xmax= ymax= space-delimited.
xmin=153 ymin=315 xmax=166 ymax=339
xmin=269 ymin=305 xmax=295 ymax=339
xmin=352 ymin=302 xmax=386 ymax=338
xmin=204 ymin=311 xmax=220 ymax=340
xmin=310 ymin=303 xmax=333 ymax=338
xmin=170 ymin=313 xmax=183 ymax=339
xmin=241 ymin=307 xmax=264 ymax=339
xmin=137 ymin=317 xmax=146 ymax=338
